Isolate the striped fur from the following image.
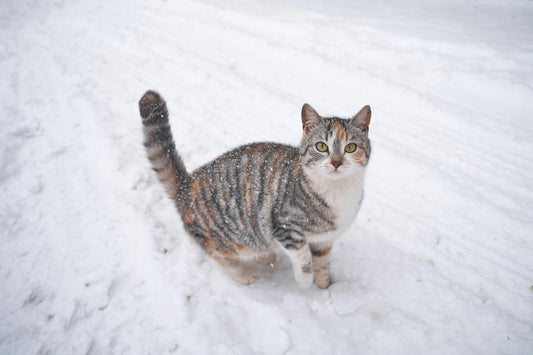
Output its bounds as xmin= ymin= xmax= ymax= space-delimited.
xmin=139 ymin=91 xmax=190 ymax=214
xmin=139 ymin=91 xmax=371 ymax=288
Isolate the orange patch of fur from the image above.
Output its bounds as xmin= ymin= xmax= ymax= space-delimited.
xmin=332 ymin=122 xmax=347 ymax=141
xmin=182 ymin=207 xmax=193 ymax=225
xmin=189 ymin=178 xmax=201 ymax=201
xmin=292 ymin=160 xmax=301 ymax=178
xmin=354 ymin=147 xmax=368 ymax=166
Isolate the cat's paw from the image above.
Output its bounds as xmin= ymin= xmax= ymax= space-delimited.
xmin=215 ymin=258 xmax=259 ymax=285
xmin=231 ymin=269 xmax=259 ymax=285
xmin=314 ymin=275 xmax=332 ymax=289
xmin=295 ymin=271 xmax=314 ymax=288
xmin=139 ymin=90 xmax=165 ymax=119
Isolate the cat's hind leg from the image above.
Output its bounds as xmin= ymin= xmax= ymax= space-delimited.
xmin=256 ymin=252 xmax=276 ymax=266
xmin=214 ymin=256 xmax=259 ymax=285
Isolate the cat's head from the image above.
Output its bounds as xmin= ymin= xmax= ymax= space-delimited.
xmin=299 ymin=103 xmax=371 ymax=180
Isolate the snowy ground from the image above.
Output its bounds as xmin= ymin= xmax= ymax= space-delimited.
xmin=1 ymin=0 xmax=533 ymax=354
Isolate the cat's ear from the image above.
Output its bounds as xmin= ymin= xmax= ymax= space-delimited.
xmin=301 ymin=103 xmax=321 ymax=134
xmin=350 ymin=105 xmax=371 ymax=129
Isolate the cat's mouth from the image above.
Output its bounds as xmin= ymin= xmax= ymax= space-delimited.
xmin=327 ymin=169 xmax=345 ymax=179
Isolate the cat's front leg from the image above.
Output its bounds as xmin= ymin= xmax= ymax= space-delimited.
xmin=309 ymin=241 xmax=333 ymax=289
xmin=274 ymin=230 xmax=313 ymax=288
xmin=285 ymin=246 xmax=313 ymax=288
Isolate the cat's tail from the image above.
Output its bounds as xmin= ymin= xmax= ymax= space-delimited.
xmin=139 ymin=91 xmax=190 ymax=211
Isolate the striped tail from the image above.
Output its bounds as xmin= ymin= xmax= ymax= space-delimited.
xmin=139 ymin=91 xmax=190 ymax=211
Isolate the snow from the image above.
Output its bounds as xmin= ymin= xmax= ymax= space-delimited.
xmin=1 ymin=0 xmax=533 ymax=353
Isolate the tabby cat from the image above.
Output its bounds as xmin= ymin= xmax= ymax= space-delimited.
xmin=139 ymin=91 xmax=371 ymax=288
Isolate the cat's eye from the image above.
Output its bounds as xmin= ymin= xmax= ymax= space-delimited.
xmin=316 ymin=142 xmax=328 ymax=152
xmin=345 ymin=143 xmax=357 ymax=153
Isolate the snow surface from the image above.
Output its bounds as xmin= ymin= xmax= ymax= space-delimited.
xmin=1 ymin=0 xmax=533 ymax=354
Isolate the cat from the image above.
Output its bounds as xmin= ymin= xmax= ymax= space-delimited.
xmin=138 ymin=91 xmax=371 ymax=289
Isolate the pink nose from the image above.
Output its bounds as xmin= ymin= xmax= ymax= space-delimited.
xmin=332 ymin=161 xmax=342 ymax=169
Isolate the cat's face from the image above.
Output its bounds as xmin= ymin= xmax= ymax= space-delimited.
xmin=300 ymin=104 xmax=371 ymax=180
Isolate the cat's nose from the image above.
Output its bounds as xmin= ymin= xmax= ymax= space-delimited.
xmin=331 ymin=161 xmax=342 ymax=170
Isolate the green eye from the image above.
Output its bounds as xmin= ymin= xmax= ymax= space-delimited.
xmin=345 ymin=143 xmax=357 ymax=153
xmin=316 ymin=142 xmax=328 ymax=152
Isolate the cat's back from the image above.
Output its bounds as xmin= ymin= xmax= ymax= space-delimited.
xmin=192 ymin=142 xmax=299 ymax=182
xmin=189 ymin=142 xmax=302 ymax=206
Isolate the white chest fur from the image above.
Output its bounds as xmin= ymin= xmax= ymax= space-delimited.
xmin=326 ymin=182 xmax=364 ymax=233
xmin=306 ymin=168 xmax=366 ymax=243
